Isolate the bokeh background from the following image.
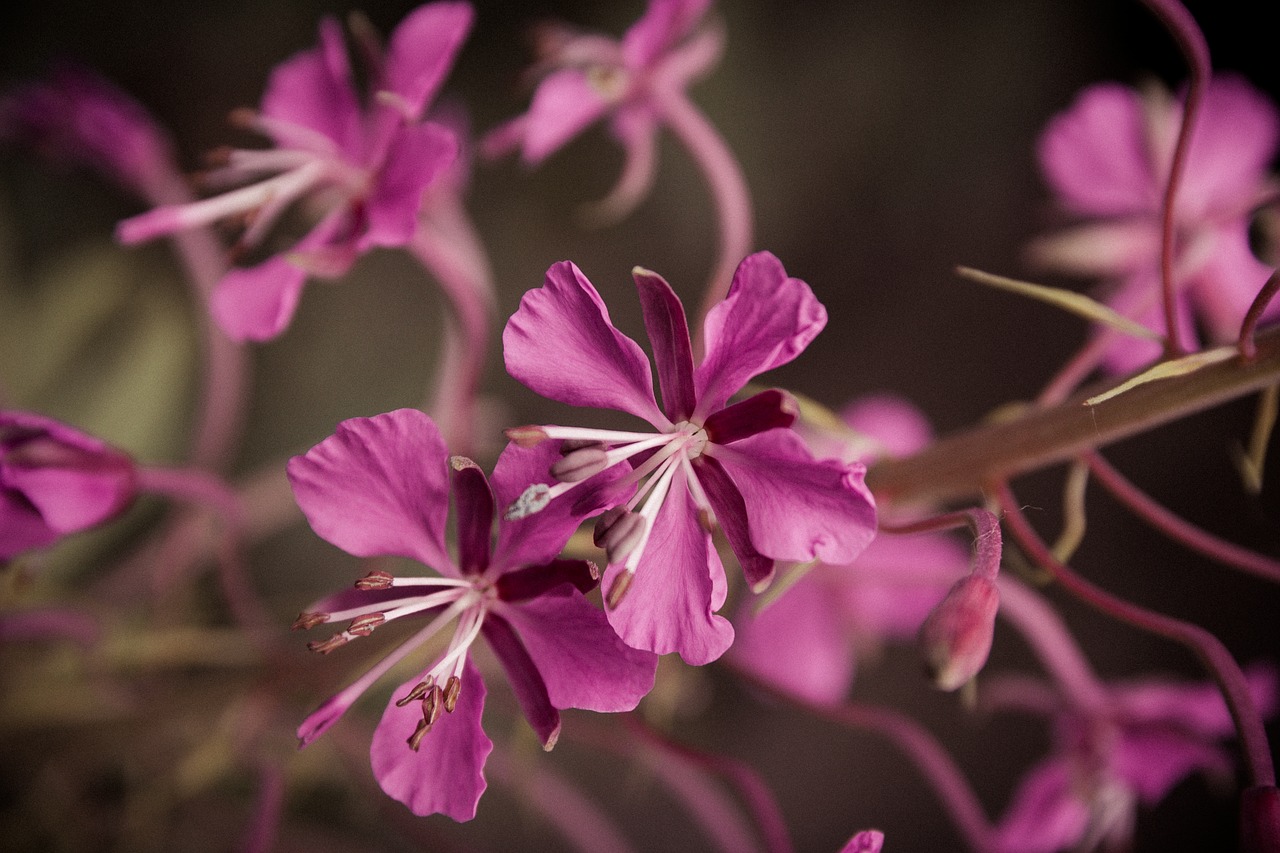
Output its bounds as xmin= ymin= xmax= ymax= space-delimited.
xmin=2 ymin=1 xmax=1279 ymax=850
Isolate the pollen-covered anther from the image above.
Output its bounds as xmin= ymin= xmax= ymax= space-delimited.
xmin=598 ymin=510 xmax=645 ymax=565
xmin=355 ymin=569 xmax=395 ymax=590
xmin=347 ymin=612 xmax=385 ymax=637
xmin=292 ymin=611 xmax=329 ymax=630
xmin=505 ymin=425 xmax=550 ymax=448
xmin=307 ymin=632 xmax=353 ymax=655
xmin=443 ymin=675 xmax=462 ymax=712
xmin=395 ymin=677 xmax=435 ymax=708
xmin=550 ymin=445 xmax=610 ymax=482
xmin=606 ymin=570 xmax=635 ymax=610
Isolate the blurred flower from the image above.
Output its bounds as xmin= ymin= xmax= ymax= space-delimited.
xmin=1 ymin=410 xmax=136 ymax=560
xmin=289 ymin=409 xmax=656 ymax=820
xmin=993 ymin=664 xmax=1278 ymax=853
xmin=482 ymin=0 xmax=722 ymax=219
xmin=1031 ymin=76 xmax=1280 ymax=372
xmin=503 ymin=252 xmax=876 ymax=665
xmin=116 ymin=2 xmax=472 ymax=341
xmin=841 ymin=829 xmax=885 ymax=853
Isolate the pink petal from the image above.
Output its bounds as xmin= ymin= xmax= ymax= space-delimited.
xmin=621 ymin=0 xmax=710 ymax=69
xmin=370 ymin=659 xmax=492 ymax=820
xmin=450 ymin=457 xmax=494 ymax=575
xmin=1179 ymin=75 xmax=1280 ymax=220
xmin=0 ymin=490 xmax=59 ymax=558
xmin=360 ymin=122 xmax=456 ymax=250
xmin=1189 ymin=224 xmax=1278 ymax=344
xmin=605 ymin=470 xmax=734 ymax=664
xmin=840 ymin=534 xmax=964 ymax=639
xmin=839 ymin=394 xmax=935 ymax=461
xmin=840 ymin=830 xmax=885 ymax=853
xmin=635 ymin=267 xmax=697 ymax=421
xmin=481 ymin=614 xmax=560 ymax=748
xmin=1037 ymin=83 xmax=1159 ymax=217
xmin=1114 ymin=663 xmax=1278 ymax=739
xmin=695 ymin=455 xmax=774 ymax=591
xmin=1114 ymin=728 xmax=1230 ymax=804
xmin=260 ymin=17 xmax=361 ymax=157
xmin=504 ymin=261 xmax=667 ymax=427
xmin=710 ymin=429 xmax=876 ymax=566
xmin=210 ymin=257 xmax=309 ymax=343
xmin=382 ymin=2 xmax=474 ymax=119
xmin=495 ymin=588 xmax=657 ymax=712
xmin=695 ymin=252 xmax=827 ymax=413
xmin=994 ymin=758 xmax=1091 ymax=853
xmin=3 ymin=461 xmax=134 ymax=533
xmin=287 ymin=409 xmax=456 ymax=573
xmin=520 ymin=70 xmax=610 ymax=165
xmin=731 ymin=571 xmax=854 ymax=705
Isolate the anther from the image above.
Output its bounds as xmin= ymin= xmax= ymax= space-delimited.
xmin=395 ymin=677 xmax=435 ymax=708
xmin=593 ymin=506 xmax=627 ymax=546
xmin=550 ymin=445 xmax=610 ymax=482
xmin=599 ymin=511 xmax=645 ymax=566
xmin=560 ymin=438 xmax=602 ymax=454
xmin=355 ymin=569 xmax=394 ymax=590
xmin=407 ymin=716 xmax=432 ymax=751
xmin=347 ymin=613 xmax=385 ymax=637
xmin=443 ymin=675 xmax=461 ymax=712
xmin=307 ymin=632 xmax=352 ymax=655
xmin=505 ymin=426 xmax=549 ymax=448
xmin=606 ymin=571 xmax=635 ymax=609
xmin=423 ymin=684 xmax=444 ymax=727
xmin=505 ymin=483 xmax=551 ymax=520
xmin=292 ymin=611 xmax=329 ymax=631
xmin=228 ymin=107 xmax=258 ymax=129
xmin=697 ymin=507 xmax=717 ymax=534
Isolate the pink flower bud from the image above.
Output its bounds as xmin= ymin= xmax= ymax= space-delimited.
xmin=918 ymin=575 xmax=1000 ymax=691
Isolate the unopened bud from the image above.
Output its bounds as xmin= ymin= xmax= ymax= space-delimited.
xmin=395 ymin=678 xmax=435 ymax=708
xmin=918 ymin=575 xmax=1000 ymax=691
xmin=292 ymin=611 xmax=329 ymax=631
xmin=606 ymin=570 xmax=635 ymax=609
xmin=443 ymin=675 xmax=462 ymax=712
xmin=355 ymin=569 xmax=394 ymax=590
xmin=347 ymin=613 xmax=385 ymax=637
xmin=550 ymin=445 xmax=610 ymax=482
xmin=1241 ymin=785 xmax=1280 ymax=853
xmin=307 ymin=632 xmax=352 ymax=655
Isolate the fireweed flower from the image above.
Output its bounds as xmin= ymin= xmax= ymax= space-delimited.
xmin=733 ymin=395 xmax=966 ymax=704
xmin=503 ymin=251 xmax=877 ymax=665
xmin=993 ymin=665 xmax=1277 ymax=853
xmin=115 ymin=2 xmax=472 ymax=341
xmin=1032 ymin=75 xmax=1280 ymax=372
xmin=1 ymin=410 xmax=137 ymax=560
xmin=481 ymin=0 xmax=722 ymax=219
xmin=288 ymin=409 xmax=657 ymax=820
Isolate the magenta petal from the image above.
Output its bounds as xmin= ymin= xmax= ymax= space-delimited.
xmin=605 ymin=472 xmax=734 ymax=664
xmin=1115 ymin=663 xmax=1278 ymax=738
xmin=370 ymin=659 xmax=492 ymax=821
xmin=840 ymin=394 xmax=935 ymax=461
xmin=287 ymin=409 xmax=456 ymax=573
xmin=1037 ymin=83 xmax=1158 ymax=217
xmin=695 ymin=252 xmax=827 ymax=412
xmin=1190 ymin=225 xmax=1278 ymax=344
xmin=0 ymin=490 xmax=58 ymax=558
xmin=211 ymin=257 xmax=309 ymax=343
xmin=481 ymin=614 xmax=561 ymax=749
xmin=260 ymin=18 xmax=360 ymax=155
xmin=3 ymin=461 xmax=133 ymax=533
xmin=504 ymin=261 xmax=666 ymax=426
xmin=361 ymin=122 xmax=456 ymax=250
xmin=1180 ymin=75 xmax=1280 ymax=218
xmin=1114 ymin=728 xmax=1230 ymax=804
xmin=732 ymin=572 xmax=853 ymax=705
xmin=634 ymin=267 xmax=697 ymax=421
xmin=840 ymin=830 xmax=885 ymax=853
xmin=450 ymin=457 xmax=494 ymax=575
xmin=695 ymin=456 xmax=774 ymax=591
xmin=496 ymin=589 xmax=657 ymax=712
xmin=994 ymin=758 xmax=1091 ymax=853
xmin=712 ymin=429 xmax=876 ymax=566
xmin=621 ymin=0 xmax=710 ymax=69
xmin=495 ymin=559 xmax=600 ymax=601
xmin=520 ymin=70 xmax=610 ymax=164
xmin=382 ymin=1 xmax=474 ymax=119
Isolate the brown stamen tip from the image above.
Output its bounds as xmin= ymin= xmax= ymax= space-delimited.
xmin=443 ymin=675 xmax=461 ymax=713
xmin=347 ymin=612 xmax=385 ymax=637
xmin=292 ymin=611 xmax=329 ymax=631
xmin=395 ymin=678 xmax=434 ymax=708
xmin=505 ymin=425 xmax=550 ymax=448
xmin=423 ymin=684 xmax=445 ymax=727
xmin=407 ymin=717 xmax=432 ymax=751
xmin=228 ymin=107 xmax=258 ymax=129
xmin=606 ymin=571 xmax=635 ymax=610
xmin=355 ymin=569 xmax=394 ymax=590
xmin=307 ymin=632 xmax=351 ymax=655
xmin=697 ymin=507 xmax=718 ymax=534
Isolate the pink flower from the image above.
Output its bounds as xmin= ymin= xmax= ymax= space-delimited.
xmin=115 ymin=3 xmax=472 ymax=341
xmin=288 ymin=409 xmax=656 ymax=820
xmin=1032 ymin=76 xmax=1280 ymax=372
xmin=840 ymin=829 xmax=885 ymax=853
xmin=993 ymin=664 xmax=1278 ymax=853
xmin=1 ymin=410 xmax=137 ymax=560
xmin=502 ymin=252 xmax=877 ymax=665
xmin=482 ymin=0 xmax=721 ymax=218
xmin=733 ymin=396 xmax=966 ymax=704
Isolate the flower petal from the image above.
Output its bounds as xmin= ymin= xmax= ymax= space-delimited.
xmin=1114 ymin=727 xmax=1230 ymax=804
xmin=518 ymin=70 xmax=610 ymax=165
xmin=731 ymin=571 xmax=853 ymax=704
xmin=360 ymin=122 xmax=456 ymax=250
xmin=634 ymin=267 xmax=697 ymax=421
xmin=504 ymin=260 xmax=666 ymax=426
xmin=450 ymin=456 xmax=494 ymax=575
xmin=370 ymin=658 xmax=492 ymax=820
xmin=260 ymin=17 xmax=361 ymax=156
xmin=210 ymin=256 xmax=309 ymax=343
xmin=695 ymin=252 xmax=827 ymax=413
xmin=1037 ymin=83 xmax=1159 ymax=217
xmin=605 ymin=469 xmax=734 ymax=664
xmin=481 ymin=613 xmax=560 ymax=749
xmin=1180 ymin=75 xmax=1280 ymax=220
xmin=0 ymin=490 xmax=58 ymax=558
xmin=695 ymin=456 xmax=774 ymax=591
xmin=287 ymin=409 xmax=456 ymax=573
xmin=382 ymin=1 xmax=474 ymax=119
xmin=495 ymin=559 xmax=600 ymax=602
xmin=496 ymin=588 xmax=657 ymax=712
xmin=621 ymin=0 xmax=710 ymax=69
xmin=993 ymin=757 xmax=1092 ymax=853
xmin=709 ymin=429 xmax=876 ymax=566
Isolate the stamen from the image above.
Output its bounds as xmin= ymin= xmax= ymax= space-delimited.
xmin=606 ymin=570 xmax=635 ymax=609
xmin=597 ymin=510 xmax=646 ymax=565
xmin=506 ymin=425 xmax=549 ymax=447
xmin=292 ymin=611 xmax=329 ymax=630
xmin=443 ymin=675 xmax=461 ymax=712
xmin=407 ymin=716 xmax=432 ymax=751
xmin=551 ymin=445 xmax=611 ymax=482
xmin=593 ymin=507 xmax=627 ymax=546
xmin=423 ymin=684 xmax=444 ymax=727
xmin=347 ymin=612 xmax=385 ymax=637
xmin=394 ymin=677 xmax=435 ymax=708
xmin=308 ymin=631 xmax=354 ymax=654
xmin=355 ymin=569 xmax=394 ymax=590
xmin=679 ymin=454 xmax=717 ymax=532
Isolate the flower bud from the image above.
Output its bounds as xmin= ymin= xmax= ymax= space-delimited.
xmin=918 ymin=575 xmax=999 ymax=691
